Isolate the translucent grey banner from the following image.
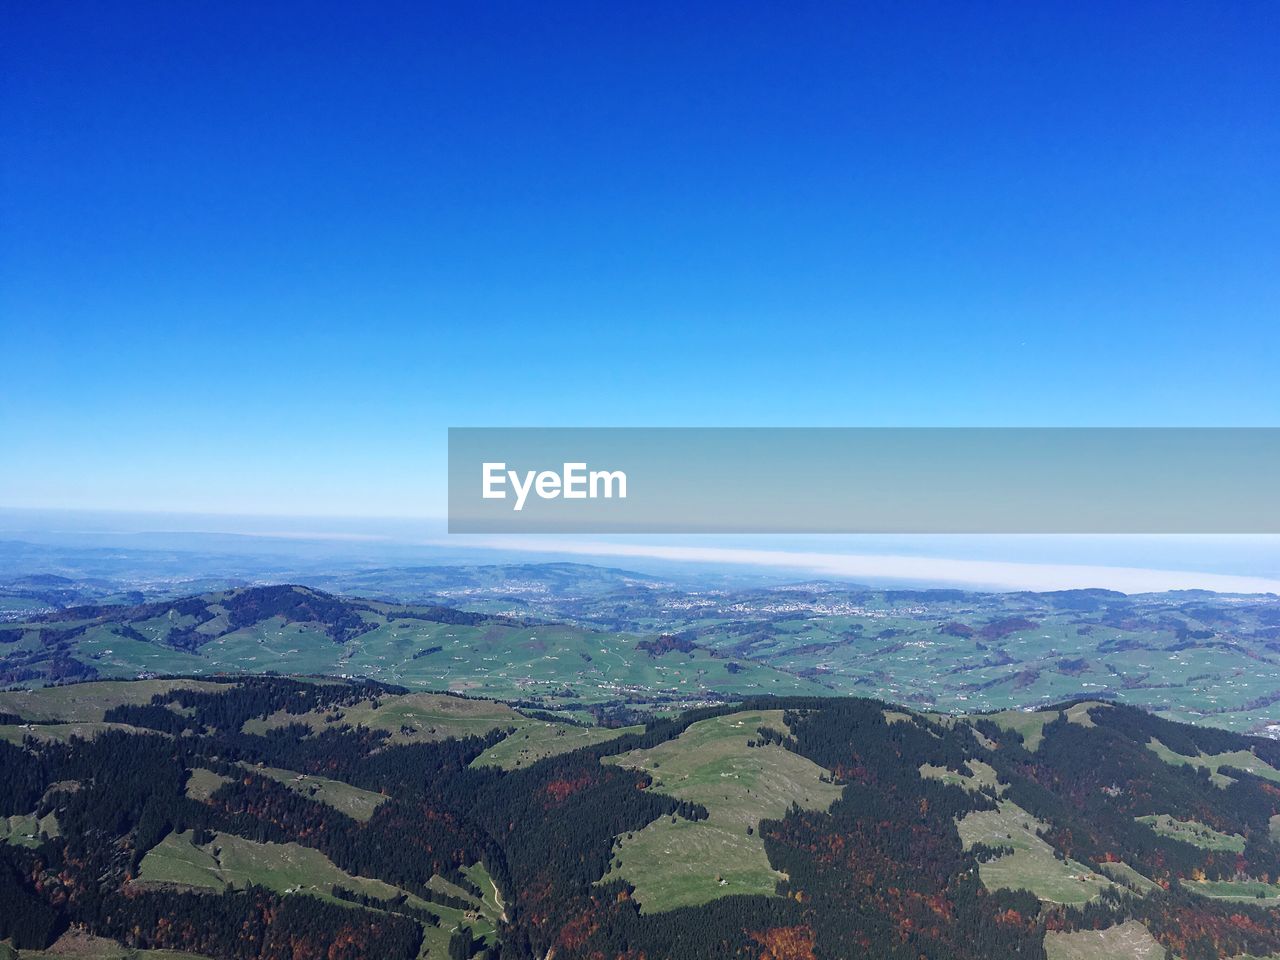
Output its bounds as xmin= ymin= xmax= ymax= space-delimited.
xmin=447 ymin=428 xmax=1280 ymax=534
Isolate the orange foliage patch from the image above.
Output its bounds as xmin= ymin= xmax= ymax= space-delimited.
xmin=749 ymin=925 xmax=818 ymax=960
xmin=542 ymin=773 xmax=593 ymax=803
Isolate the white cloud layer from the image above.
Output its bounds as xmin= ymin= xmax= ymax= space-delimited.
xmin=465 ymin=538 xmax=1280 ymax=594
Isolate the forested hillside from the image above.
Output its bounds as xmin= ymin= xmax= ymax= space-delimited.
xmin=6 ymin=678 xmax=1280 ymax=958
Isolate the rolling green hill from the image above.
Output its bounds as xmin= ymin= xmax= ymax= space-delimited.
xmin=6 ymin=573 xmax=1280 ymax=734
xmin=0 ymin=585 xmax=826 ymax=708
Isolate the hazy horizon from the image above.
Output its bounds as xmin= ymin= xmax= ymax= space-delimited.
xmin=2 ymin=507 xmax=1278 ymax=595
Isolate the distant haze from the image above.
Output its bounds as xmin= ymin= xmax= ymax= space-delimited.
xmin=1 ymin=509 xmax=1277 ymax=595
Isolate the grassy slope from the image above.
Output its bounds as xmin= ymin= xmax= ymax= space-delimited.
xmin=184 ymin=768 xmax=231 ymax=801
xmin=8 ymin=929 xmax=211 ymax=959
xmin=0 ymin=812 xmax=59 ymax=848
xmin=980 ymin=701 xmax=1109 ymax=752
xmin=242 ymin=764 xmax=388 ymax=821
xmin=0 ymin=679 xmax=232 ymax=722
xmin=601 ymin=710 xmax=843 ymax=912
xmin=1186 ymin=878 xmax=1280 ymax=904
xmin=919 ymin=758 xmax=1002 ymax=793
xmin=0 ymin=722 xmax=162 ymax=745
xmin=0 ymin=679 xmax=634 ymax=806
xmin=243 ymin=690 xmax=524 ymax=743
xmin=245 ymin=689 xmax=635 ymax=770
xmin=1135 ymin=814 xmax=1246 ymax=852
xmin=136 ymin=830 xmax=430 ymax=909
xmin=1097 ymin=861 xmax=1160 ymax=894
xmin=1043 ymin=921 xmax=1165 ymax=960
xmin=694 ymin=602 xmax=1280 ymax=733
xmin=956 ymin=800 xmax=1115 ymax=904
xmin=22 ymin=604 xmax=829 ymax=706
xmin=133 ymin=830 xmax=499 ymax=955
xmin=1146 ymin=738 xmax=1280 ymax=788
xmin=471 ymin=722 xmax=640 ymax=770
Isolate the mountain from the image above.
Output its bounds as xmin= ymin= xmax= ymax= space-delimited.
xmin=7 ymin=678 xmax=1280 ymax=958
xmin=6 ymin=580 xmax=1280 ymax=734
xmin=0 ymin=585 xmax=824 ymax=709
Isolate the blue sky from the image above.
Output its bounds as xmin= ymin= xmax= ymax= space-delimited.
xmin=2 ymin=1 xmax=1277 ymax=517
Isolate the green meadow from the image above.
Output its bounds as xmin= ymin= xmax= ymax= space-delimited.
xmin=601 ymin=710 xmax=843 ymax=911
xmin=956 ymin=800 xmax=1115 ymax=904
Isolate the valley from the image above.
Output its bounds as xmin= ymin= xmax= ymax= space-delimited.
xmin=4 ymin=567 xmax=1280 ymax=734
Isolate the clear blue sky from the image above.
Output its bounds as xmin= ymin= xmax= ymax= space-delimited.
xmin=2 ymin=1 xmax=1277 ymax=517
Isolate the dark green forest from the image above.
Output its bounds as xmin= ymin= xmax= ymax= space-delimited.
xmin=6 ymin=676 xmax=1280 ymax=958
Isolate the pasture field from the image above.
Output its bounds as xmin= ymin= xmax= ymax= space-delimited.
xmin=1097 ymin=861 xmax=1160 ymax=894
xmin=75 ymin=614 xmax=823 ymax=706
xmin=978 ymin=702 xmax=1106 ymax=752
xmin=919 ymin=758 xmax=1002 ymax=793
xmin=956 ymin=800 xmax=1114 ymax=904
xmin=1135 ymin=814 xmax=1245 ymax=852
xmin=4 ymin=590 xmax=828 ymax=707
xmin=0 ymin=812 xmax=59 ymax=847
xmin=601 ymin=710 xmax=843 ymax=912
xmin=70 ymin=629 xmax=215 ymax=678
xmin=979 ymin=709 xmax=1056 ymax=751
xmin=1188 ymin=878 xmax=1280 ymax=903
xmin=0 ymin=722 xmax=159 ymax=745
xmin=0 ymin=679 xmax=232 ymax=722
xmin=1043 ymin=921 xmax=1164 ymax=960
xmin=338 ymin=619 xmax=826 ymax=703
xmin=242 ymin=764 xmax=388 ymax=821
xmin=244 ymin=688 xmax=635 ymax=769
xmin=685 ymin=597 xmax=1280 ymax=733
xmin=414 ymin=863 xmax=501 ymax=958
xmin=184 ymin=768 xmax=231 ymax=801
xmin=242 ymin=690 xmax=524 ymax=742
xmin=461 ymin=862 xmax=506 ymax=922
xmin=7 ymin=929 xmax=211 ymax=959
xmin=471 ymin=722 xmax=640 ymax=769
xmin=134 ymin=831 xmax=499 ymax=957
xmin=1146 ymin=738 xmax=1280 ymax=788
xmin=135 ymin=830 xmax=431 ymax=909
